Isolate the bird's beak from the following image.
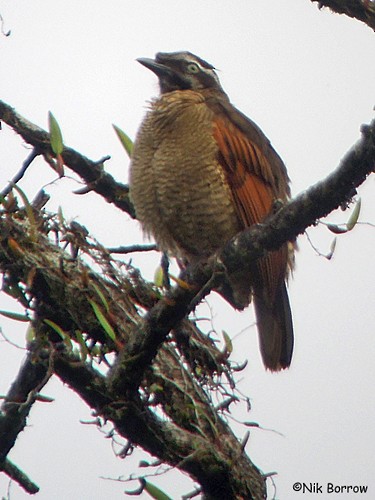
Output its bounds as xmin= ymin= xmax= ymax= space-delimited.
xmin=137 ymin=57 xmax=173 ymax=79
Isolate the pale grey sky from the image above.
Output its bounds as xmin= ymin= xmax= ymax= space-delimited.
xmin=0 ymin=1 xmax=374 ymax=499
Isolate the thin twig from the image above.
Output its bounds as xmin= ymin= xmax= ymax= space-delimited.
xmin=107 ymin=243 xmax=158 ymax=254
xmin=1 ymin=148 xmax=40 ymax=198
xmin=0 ymin=13 xmax=11 ymax=37
xmin=0 ymin=327 xmax=27 ymax=350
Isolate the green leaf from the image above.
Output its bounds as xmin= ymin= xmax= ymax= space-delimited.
xmin=75 ymin=330 xmax=88 ymax=361
xmin=26 ymin=325 xmax=36 ymax=343
xmin=91 ymin=283 xmax=109 ymax=312
xmin=0 ymin=310 xmax=30 ymax=322
xmin=44 ymin=319 xmax=68 ymax=340
xmin=48 ymin=111 xmax=64 ymax=155
xmin=44 ymin=319 xmax=73 ymax=350
xmin=153 ymin=265 xmax=165 ymax=288
xmin=149 ymin=383 xmax=163 ymax=394
xmin=113 ymin=124 xmax=133 ymax=158
xmin=144 ymin=480 xmax=173 ymax=500
xmin=346 ymin=198 xmax=361 ymax=231
xmin=222 ymin=330 xmax=233 ymax=355
xmin=88 ymin=299 xmax=116 ymax=341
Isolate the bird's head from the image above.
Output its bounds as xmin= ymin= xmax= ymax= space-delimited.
xmin=137 ymin=51 xmax=223 ymax=94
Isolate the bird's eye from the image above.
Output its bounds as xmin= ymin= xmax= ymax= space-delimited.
xmin=186 ymin=63 xmax=200 ymax=74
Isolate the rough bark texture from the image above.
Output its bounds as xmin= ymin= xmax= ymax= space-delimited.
xmin=0 ymin=193 xmax=266 ymax=498
xmin=311 ymin=0 xmax=375 ymax=31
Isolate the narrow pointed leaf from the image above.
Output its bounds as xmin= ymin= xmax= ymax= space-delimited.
xmin=88 ymin=299 xmax=116 ymax=341
xmin=91 ymin=283 xmax=109 ymax=312
xmin=44 ymin=319 xmax=68 ymax=340
xmin=346 ymin=198 xmax=361 ymax=231
xmin=326 ymin=237 xmax=337 ymax=260
xmin=153 ymin=265 xmax=164 ymax=288
xmin=222 ymin=330 xmax=233 ymax=355
xmin=144 ymin=480 xmax=173 ymax=500
xmin=44 ymin=319 xmax=73 ymax=350
xmin=0 ymin=310 xmax=30 ymax=322
xmin=113 ymin=124 xmax=133 ymax=158
xmin=48 ymin=111 xmax=64 ymax=155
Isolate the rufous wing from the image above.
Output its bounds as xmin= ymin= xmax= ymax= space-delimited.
xmin=211 ymin=104 xmax=293 ymax=370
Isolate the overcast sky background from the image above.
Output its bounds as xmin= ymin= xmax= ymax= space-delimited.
xmin=0 ymin=1 xmax=374 ymax=499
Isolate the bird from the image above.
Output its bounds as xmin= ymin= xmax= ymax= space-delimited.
xmin=129 ymin=51 xmax=294 ymax=371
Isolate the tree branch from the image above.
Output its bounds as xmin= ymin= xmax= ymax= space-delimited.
xmin=0 ymin=459 xmax=39 ymax=495
xmin=0 ymin=148 xmax=40 ymax=199
xmin=0 ymin=351 xmax=50 ymax=493
xmin=0 ymin=352 xmax=51 ymax=462
xmin=0 ymin=99 xmax=135 ymax=217
xmin=0 ymin=199 xmax=265 ymax=497
xmin=53 ymin=348 xmax=266 ymax=499
xmin=0 ymin=1 xmax=373 ymax=495
xmin=1 ymin=103 xmax=374 ymax=414
xmin=310 ymin=0 xmax=375 ymax=31
xmin=222 ymin=120 xmax=374 ymax=271
xmin=107 ymin=243 xmax=158 ymax=254
xmin=0 ymin=100 xmax=373 ymax=498
xmin=110 ymin=118 xmax=375 ymax=393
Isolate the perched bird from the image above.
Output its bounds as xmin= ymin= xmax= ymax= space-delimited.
xmin=129 ymin=51 xmax=293 ymax=370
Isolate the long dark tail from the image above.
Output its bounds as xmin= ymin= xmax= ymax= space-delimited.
xmin=253 ymin=281 xmax=294 ymax=371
